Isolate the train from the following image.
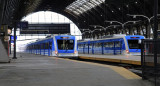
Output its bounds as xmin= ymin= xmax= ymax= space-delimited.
xmin=25 ymin=35 xmax=78 ymax=58
xmin=78 ymin=34 xmax=145 ymax=55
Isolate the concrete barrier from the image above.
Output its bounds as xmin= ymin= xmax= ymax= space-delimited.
xmin=0 ymin=39 xmax=10 ymax=62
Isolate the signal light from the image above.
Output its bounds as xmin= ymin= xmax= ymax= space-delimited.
xmin=131 ymin=37 xmax=139 ymax=38
xmin=61 ymin=37 xmax=69 ymax=39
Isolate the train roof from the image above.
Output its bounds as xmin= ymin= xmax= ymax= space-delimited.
xmin=27 ymin=35 xmax=75 ymax=46
xmin=78 ymin=34 xmax=144 ymax=43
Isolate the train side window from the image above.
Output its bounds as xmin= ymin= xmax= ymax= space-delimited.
xmin=39 ymin=44 xmax=40 ymax=49
xmin=95 ymin=43 xmax=98 ymax=47
xmin=37 ymin=44 xmax=39 ymax=49
xmin=85 ymin=44 xmax=88 ymax=47
xmin=34 ymin=45 xmax=36 ymax=49
xmin=115 ymin=41 xmax=120 ymax=47
xmin=41 ymin=43 xmax=44 ymax=49
xmin=97 ymin=43 xmax=99 ymax=47
xmin=45 ymin=43 xmax=49 ymax=49
xmin=108 ymin=42 xmax=114 ymax=48
xmin=82 ymin=44 xmax=84 ymax=48
xmin=35 ymin=45 xmax=36 ymax=49
xmin=78 ymin=44 xmax=82 ymax=48
xmin=104 ymin=42 xmax=109 ymax=47
xmin=32 ymin=45 xmax=34 ymax=49
xmin=80 ymin=44 xmax=82 ymax=48
xmin=95 ymin=43 xmax=101 ymax=47
xmin=89 ymin=43 xmax=92 ymax=48
xmin=44 ymin=43 xmax=46 ymax=49
xmin=99 ymin=43 xmax=102 ymax=47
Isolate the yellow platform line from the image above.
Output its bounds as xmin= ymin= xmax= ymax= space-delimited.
xmin=54 ymin=57 xmax=141 ymax=79
xmin=107 ymin=66 xmax=141 ymax=79
xmin=79 ymin=56 xmax=141 ymax=65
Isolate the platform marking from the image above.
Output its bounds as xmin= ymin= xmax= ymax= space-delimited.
xmin=53 ymin=57 xmax=141 ymax=79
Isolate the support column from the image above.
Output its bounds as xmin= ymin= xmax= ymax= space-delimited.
xmin=0 ymin=0 xmax=6 ymax=28
xmin=10 ymin=35 xmax=11 ymax=54
xmin=145 ymin=23 xmax=149 ymax=38
xmin=13 ymin=25 xmax=17 ymax=59
xmin=153 ymin=0 xmax=158 ymax=85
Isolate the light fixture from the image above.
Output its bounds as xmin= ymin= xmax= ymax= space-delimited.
xmin=133 ymin=15 xmax=136 ymax=18
xmin=126 ymin=5 xmax=129 ymax=7
xmin=8 ymin=29 xmax=12 ymax=34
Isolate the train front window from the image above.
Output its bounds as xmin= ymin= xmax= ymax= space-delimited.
xmin=57 ymin=40 xmax=74 ymax=50
xmin=128 ymin=40 xmax=141 ymax=49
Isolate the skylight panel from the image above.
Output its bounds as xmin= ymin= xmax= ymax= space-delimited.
xmin=65 ymin=0 xmax=105 ymax=15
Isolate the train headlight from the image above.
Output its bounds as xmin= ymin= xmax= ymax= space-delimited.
xmin=55 ymin=51 xmax=58 ymax=54
xmin=126 ymin=50 xmax=129 ymax=54
xmin=74 ymin=51 xmax=77 ymax=54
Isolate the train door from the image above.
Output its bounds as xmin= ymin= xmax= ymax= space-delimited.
xmin=102 ymin=42 xmax=104 ymax=54
xmin=89 ymin=43 xmax=92 ymax=54
xmin=45 ymin=42 xmax=49 ymax=56
xmin=114 ymin=41 xmax=122 ymax=55
xmin=103 ymin=42 xmax=109 ymax=54
xmin=35 ymin=44 xmax=37 ymax=54
xmin=80 ymin=44 xmax=83 ymax=54
xmin=103 ymin=42 xmax=114 ymax=55
xmin=84 ymin=43 xmax=88 ymax=54
xmin=49 ymin=41 xmax=52 ymax=56
xmin=92 ymin=43 xmax=95 ymax=54
xmin=37 ymin=44 xmax=40 ymax=54
xmin=94 ymin=42 xmax=102 ymax=54
xmin=78 ymin=44 xmax=83 ymax=54
xmin=40 ymin=43 xmax=43 ymax=55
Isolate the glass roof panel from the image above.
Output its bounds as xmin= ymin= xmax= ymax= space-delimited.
xmin=79 ymin=7 xmax=87 ymax=12
xmin=65 ymin=0 xmax=105 ymax=15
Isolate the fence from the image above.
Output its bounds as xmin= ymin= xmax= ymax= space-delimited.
xmin=141 ymin=39 xmax=160 ymax=86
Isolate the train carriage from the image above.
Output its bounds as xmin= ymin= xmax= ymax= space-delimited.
xmin=78 ymin=34 xmax=144 ymax=55
xmin=26 ymin=35 xmax=78 ymax=58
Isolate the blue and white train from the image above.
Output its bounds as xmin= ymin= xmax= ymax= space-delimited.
xmin=26 ymin=35 xmax=78 ymax=58
xmin=78 ymin=34 xmax=144 ymax=55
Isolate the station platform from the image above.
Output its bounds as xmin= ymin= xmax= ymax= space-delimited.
xmin=0 ymin=53 xmax=152 ymax=86
xmin=79 ymin=54 xmax=141 ymax=65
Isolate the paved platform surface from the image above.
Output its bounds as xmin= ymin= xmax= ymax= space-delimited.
xmin=79 ymin=54 xmax=141 ymax=65
xmin=0 ymin=53 xmax=152 ymax=86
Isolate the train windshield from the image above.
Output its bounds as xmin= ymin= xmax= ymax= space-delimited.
xmin=57 ymin=40 xmax=74 ymax=50
xmin=128 ymin=40 xmax=141 ymax=49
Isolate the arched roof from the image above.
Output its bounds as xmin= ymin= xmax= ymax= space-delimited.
xmin=1 ymin=0 xmax=159 ymax=32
